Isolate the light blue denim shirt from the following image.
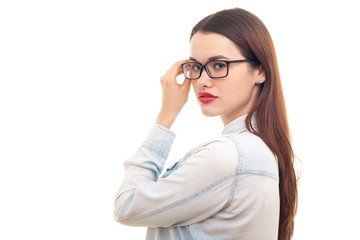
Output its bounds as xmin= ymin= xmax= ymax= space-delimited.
xmin=114 ymin=115 xmax=279 ymax=240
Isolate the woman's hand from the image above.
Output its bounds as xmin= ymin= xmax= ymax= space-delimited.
xmin=156 ymin=60 xmax=191 ymax=129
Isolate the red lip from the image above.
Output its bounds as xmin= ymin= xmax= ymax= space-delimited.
xmin=199 ymin=92 xmax=218 ymax=103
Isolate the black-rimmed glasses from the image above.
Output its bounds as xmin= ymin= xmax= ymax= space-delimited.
xmin=181 ymin=59 xmax=254 ymax=80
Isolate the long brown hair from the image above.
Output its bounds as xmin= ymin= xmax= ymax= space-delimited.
xmin=191 ymin=8 xmax=298 ymax=240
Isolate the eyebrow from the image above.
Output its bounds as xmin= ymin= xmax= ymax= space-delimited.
xmin=189 ymin=55 xmax=229 ymax=62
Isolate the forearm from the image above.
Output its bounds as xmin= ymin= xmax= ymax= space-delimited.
xmin=114 ymin=135 xmax=238 ymax=227
xmin=114 ymin=125 xmax=176 ymax=222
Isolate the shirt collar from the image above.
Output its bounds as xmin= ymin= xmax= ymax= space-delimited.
xmin=221 ymin=114 xmax=257 ymax=135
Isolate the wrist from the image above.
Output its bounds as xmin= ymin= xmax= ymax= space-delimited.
xmin=156 ymin=110 xmax=178 ymax=129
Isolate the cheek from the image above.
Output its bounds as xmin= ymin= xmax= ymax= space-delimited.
xmin=191 ymin=82 xmax=198 ymax=92
xmin=221 ymin=77 xmax=253 ymax=99
xmin=222 ymin=78 xmax=242 ymax=92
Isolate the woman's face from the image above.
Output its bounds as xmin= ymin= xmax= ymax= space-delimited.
xmin=190 ymin=32 xmax=264 ymax=126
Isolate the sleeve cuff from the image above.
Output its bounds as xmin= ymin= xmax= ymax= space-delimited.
xmin=141 ymin=124 xmax=176 ymax=159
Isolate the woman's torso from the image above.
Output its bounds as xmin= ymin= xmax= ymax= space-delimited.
xmin=146 ymin=119 xmax=279 ymax=240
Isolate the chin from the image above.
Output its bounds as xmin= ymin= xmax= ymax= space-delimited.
xmin=200 ymin=108 xmax=221 ymax=117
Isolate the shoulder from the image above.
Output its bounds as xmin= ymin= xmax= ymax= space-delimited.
xmin=225 ymin=131 xmax=279 ymax=181
xmin=182 ymin=136 xmax=239 ymax=177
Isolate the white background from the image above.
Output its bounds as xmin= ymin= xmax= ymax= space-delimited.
xmin=1 ymin=0 xmax=359 ymax=239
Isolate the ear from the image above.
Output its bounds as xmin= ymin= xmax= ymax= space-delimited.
xmin=255 ymin=65 xmax=266 ymax=84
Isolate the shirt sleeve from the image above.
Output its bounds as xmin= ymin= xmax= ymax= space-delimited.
xmin=114 ymin=125 xmax=239 ymax=227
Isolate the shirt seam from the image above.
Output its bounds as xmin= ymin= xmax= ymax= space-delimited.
xmin=238 ymin=170 xmax=279 ymax=181
xmin=142 ymin=142 xmax=170 ymax=159
xmin=120 ymin=172 xmax=236 ymax=224
xmin=222 ymin=135 xmax=243 ymax=209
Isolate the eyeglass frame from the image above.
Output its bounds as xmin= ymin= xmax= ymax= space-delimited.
xmin=181 ymin=59 xmax=256 ymax=80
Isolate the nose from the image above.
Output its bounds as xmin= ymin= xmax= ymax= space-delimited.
xmin=196 ymin=70 xmax=213 ymax=88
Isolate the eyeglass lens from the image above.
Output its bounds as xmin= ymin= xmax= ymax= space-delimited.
xmin=182 ymin=61 xmax=228 ymax=79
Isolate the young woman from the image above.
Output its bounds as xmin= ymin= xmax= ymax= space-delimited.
xmin=114 ymin=8 xmax=297 ymax=240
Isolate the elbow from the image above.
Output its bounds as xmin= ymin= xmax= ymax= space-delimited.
xmin=113 ymin=204 xmax=132 ymax=225
xmin=113 ymin=208 xmax=141 ymax=226
xmin=113 ymin=204 xmax=123 ymax=223
xmin=113 ymin=193 xmax=136 ymax=225
xmin=113 ymin=209 xmax=127 ymax=224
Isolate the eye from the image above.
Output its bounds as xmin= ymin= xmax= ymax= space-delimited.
xmin=213 ymin=61 xmax=227 ymax=70
xmin=192 ymin=63 xmax=202 ymax=72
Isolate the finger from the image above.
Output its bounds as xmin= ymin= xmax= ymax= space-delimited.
xmin=161 ymin=60 xmax=189 ymax=86
xmin=167 ymin=59 xmax=189 ymax=78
